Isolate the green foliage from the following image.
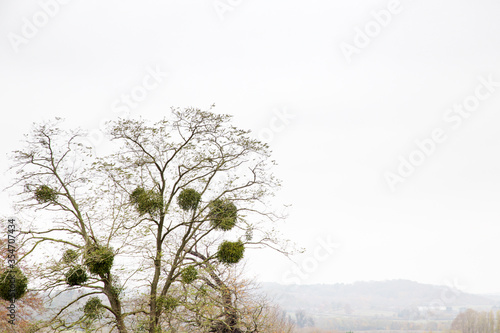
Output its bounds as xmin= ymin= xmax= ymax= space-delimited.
xmin=157 ymin=295 xmax=179 ymax=312
xmin=0 ymin=267 xmax=28 ymax=301
xmin=65 ymin=265 xmax=88 ymax=286
xmin=244 ymin=226 xmax=254 ymax=241
xmin=62 ymin=249 xmax=79 ymax=264
xmin=27 ymin=322 xmax=42 ymax=333
xmin=111 ymin=283 xmax=123 ymax=299
xmin=164 ymin=296 xmax=179 ymax=312
xmin=208 ymin=199 xmax=238 ymax=231
xmin=84 ymin=244 xmax=114 ymax=276
xmin=216 ymin=240 xmax=245 ymax=264
xmin=181 ymin=266 xmax=198 ymax=284
xmin=34 ymin=185 xmax=57 ymax=203
xmin=84 ymin=296 xmax=103 ymax=319
xmin=130 ymin=187 xmax=163 ymax=215
xmin=197 ymin=285 xmax=208 ymax=296
xmin=177 ymin=188 xmax=201 ymax=211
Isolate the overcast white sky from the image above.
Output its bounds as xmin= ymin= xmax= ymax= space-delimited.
xmin=1 ymin=0 xmax=500 ymax=294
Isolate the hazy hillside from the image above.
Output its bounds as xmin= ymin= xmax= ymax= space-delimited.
xmin=259 ymin=280 xmax=496 ymax=313
xmin=261 ymin=280 xmax=497 ymax=311
xmin=258 ymin=280 xmax=499 ymax=331
xmin=38 ymin=280 xmax=498 ymax=332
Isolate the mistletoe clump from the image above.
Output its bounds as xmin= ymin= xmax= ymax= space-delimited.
xmin=208 ymin=199 xmax=237 ymax=231
xmin=0 ymin=267 xmax=28 ymax=301
xmin=181 ymin=266 xmax=198 ymax=284
xmin=65 ymin=265 xmax=88 ymax=286
xmin=34 ymin=185 xmax=57 ymax=203
xmin=62 ymin=249 xmax=79 ymax=265
xmin=216 ymin=240 xmax=245 ymax=264
xmin=157 ymin=295 xmax=179 ymax=312
xmin=84 ymin=244 xmax=114 ymax=276
xmin=177 ymin=188 xmax=201 ymax=211
xmin=84 ymin=297 xmax=104 ymax=319
xmin=130 ymin=187 xmax=163 ymax=215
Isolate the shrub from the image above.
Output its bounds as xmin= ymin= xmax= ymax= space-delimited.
xmin=177 ymin=188 xmax=201 ymax=211
xmin=34 ymin=185 xmax=57 ymax=203
xmin=208 ymin=199 xmax=237 ymax=231
xmin=0 ymin=267 xmax=28 ymax=301
xmin=217 ymin=240 xmax=245 ymax=264
xmin=181 ymin=266 xmax=198 ymax=284
xmin=130 ymin=187 xmax=163 ymax=215
xmin=84 ymin=297 xmax=103 ymax=319
xmin=65 ymin=265 xmax=88 ymax=286
xmin=84 ymin=244 xmax=114 ymax=276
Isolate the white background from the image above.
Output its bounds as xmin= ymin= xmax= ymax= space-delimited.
xmin=1 ymin=0 xmax=500 ymax=294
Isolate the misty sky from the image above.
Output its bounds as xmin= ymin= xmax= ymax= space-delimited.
xmin=1 ymin=0 xmax=500 ymax=294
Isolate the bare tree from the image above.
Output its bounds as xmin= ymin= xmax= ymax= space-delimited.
xmin=8 ymin=120 xmax=138 ymax=332
xmin=8 ymin=107 xmax=288 ymax=332
xmin=451 ymin=308 xmax=499 ymax=333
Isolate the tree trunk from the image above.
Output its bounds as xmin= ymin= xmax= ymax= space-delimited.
xmin=103 ymin=275 xmax=128 ymax=333
xmin=189 ymin=250 xmax=242 ymax=333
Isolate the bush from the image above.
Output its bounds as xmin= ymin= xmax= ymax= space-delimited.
xmin=217 ymin=240 xmax=245 ymax=264
xmin=208 ymin=199 xmax=237 ymax=231
xmin=0 ymin=267 xmax=28 ymax=301
xmin=62 ymin=249 xmax=79 ymax=264
xmin=65 ymin=265 xmax=88 ymax=286
xmin=34 ymin=185 xmax=57 ymax=203
xmin=84 ymin=244 xmax=114 ymax=276
xmin=84 ymin=297 xmax=103 ymax=319
xmin=181 ymin=266 xmax=198 ymax=284
xmin=130 ymin=187 xmax=163 ymax=215
xmin=177 ymin=188 xmax=201 ymax=211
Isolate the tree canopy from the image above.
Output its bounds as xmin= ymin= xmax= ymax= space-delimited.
xmin=7 ymin=107 xmax=289 ymax=332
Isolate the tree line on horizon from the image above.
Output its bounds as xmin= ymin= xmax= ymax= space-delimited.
xmin=449 ymin=308 xmax=500 ymax=333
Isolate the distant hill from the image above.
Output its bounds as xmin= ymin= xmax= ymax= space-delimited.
xmin=36 ymin=280 xmax=498 ymax=332
xmin=258 ymin=279 xmax=497 ymax=313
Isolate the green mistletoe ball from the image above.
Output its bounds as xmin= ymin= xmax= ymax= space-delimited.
xmin=177 ymin=188 xmax=201 ymax=211
xmin=65 ymin=265 xmax=88 ymax=286
xmin=209 ymin=199 xmax=237 ymax=231
xmin=217 ymin=240 xmax=245 ymax=264
xmin=84 ymin=245 xmax=114 ymax=276
xmin=0 ymin=267 xmax=28 ymax=301
xmin=34 ymin=185 xmax=57 ymax=203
